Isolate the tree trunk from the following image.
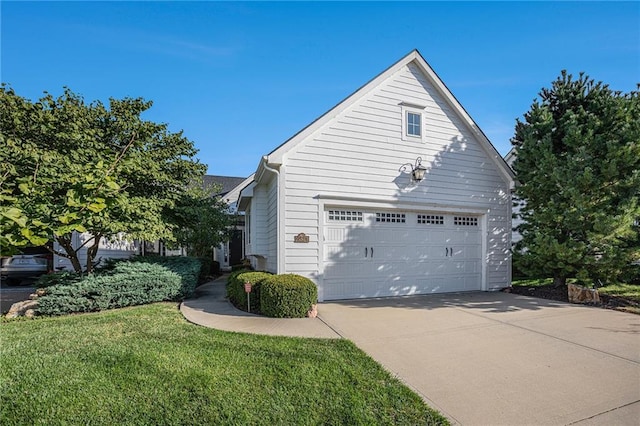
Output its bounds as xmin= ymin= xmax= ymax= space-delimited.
xmin=85 ymin=234 xmax=102 ymax=274
xmin=55 ymin=235 xmax=82 ymax=273
xmin=553 ymin=273 xmax=567 ymax=288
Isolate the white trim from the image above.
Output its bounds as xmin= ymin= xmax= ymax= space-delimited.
xmin=317 ymin=193 xmax=490 ymax=215
xmin=481 ymin=214 xmax=488 ymax=291
xmin=401 ymin=104 xmax=426 ymax=143
xmin=317 ymin=198 xmax=326 ymax=302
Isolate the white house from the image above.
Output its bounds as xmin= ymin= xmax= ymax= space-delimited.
xmin=207 ymin=174 xmax=255 ymax=270
xmin=238 ymin=50 xmax=515 ymax=301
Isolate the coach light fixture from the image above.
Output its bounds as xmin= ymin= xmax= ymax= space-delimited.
xmin=399 ymin=157 xmax=427 ymax=182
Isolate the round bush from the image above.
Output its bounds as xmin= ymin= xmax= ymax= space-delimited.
xmin=260 ymin=274 xmax=318 ymax=318
xmin=229 ymin=271 xmax=272 ymax=312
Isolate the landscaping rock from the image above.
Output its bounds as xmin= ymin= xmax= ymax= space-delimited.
xmin=568 ymin=283 xmax=601 ymax=304
xmin=307 ymin=304 xmax=318 ymax=318
xmin=6 ymin=300 xmax=39 ymax=319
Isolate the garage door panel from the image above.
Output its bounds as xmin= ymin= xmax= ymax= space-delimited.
xmin=324 ymin=244 xmax=365 ymax=261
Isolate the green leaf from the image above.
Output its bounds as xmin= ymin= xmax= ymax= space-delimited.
xmin=87 ymin=203 xmax=107 ymax=213
xmin=18 ymin=183 xmax=30 ymax=194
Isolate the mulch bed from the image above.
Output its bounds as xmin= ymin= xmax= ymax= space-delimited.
xmin=507 ymin=284 xmax=640 ymax=314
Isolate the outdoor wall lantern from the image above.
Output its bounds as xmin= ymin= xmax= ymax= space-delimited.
xmin=399 ymin=157 xmax=427 ymax=182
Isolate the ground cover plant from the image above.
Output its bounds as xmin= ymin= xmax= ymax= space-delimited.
xmin=0 ymin=303 xmax=448 ymax=425
xmin=32 ymin=256 xmax=202 ymax=317
xmin=510 ymin=278 xmax=640 ymax=314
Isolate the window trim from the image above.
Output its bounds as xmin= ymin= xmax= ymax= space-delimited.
xmin=400 ymin=103 xmax=426 ymax=142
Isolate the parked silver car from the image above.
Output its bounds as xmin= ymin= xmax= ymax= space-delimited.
xmin=0 ymin=255 xmax=49 ymax=285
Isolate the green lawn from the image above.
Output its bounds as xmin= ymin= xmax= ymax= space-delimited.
xmin=597 ymin=283 xmax=640 ymax=303
xmin=0 ymin=303 xmax=447 ymax=425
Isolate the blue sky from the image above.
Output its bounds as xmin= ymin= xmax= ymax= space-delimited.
xmin=2 ymin=1 xmax=639 ymax=177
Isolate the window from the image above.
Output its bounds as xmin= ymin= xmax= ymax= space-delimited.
xmin=376 ymin=212 xmax=406 ymax=223
xmin=328 ymin=210 xmax=363 ymax=222
xmin=400 ymin=102 xmax=426 ymax=142
xmin=454 ymin=216 xmax=478 ymax=226
xmin=418 ymin=214 xmax=444 ymax=225
xmin=407 ymin=112 xmax=421 ymax=136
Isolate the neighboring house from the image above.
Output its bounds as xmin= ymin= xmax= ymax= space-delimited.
xmin=53 ymin=175 xmax=254 ymax=272
xmin=207 ymin=174 xmax=255 ymax=270
xmin=238 ymin=50 xmax=515 ymax=301
xmin=53 ymin=232 xmax=140 ymax=271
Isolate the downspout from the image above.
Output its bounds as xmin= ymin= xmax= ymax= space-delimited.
xmin=261 ymin=156 xmax=285 ymax=274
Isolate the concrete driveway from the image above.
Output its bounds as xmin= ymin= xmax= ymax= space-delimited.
xmin=318 ymin=292 xmax=640 ymax=425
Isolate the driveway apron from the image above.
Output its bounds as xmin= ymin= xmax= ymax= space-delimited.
xmin=318 ymin=292 xmax=640 ymax=425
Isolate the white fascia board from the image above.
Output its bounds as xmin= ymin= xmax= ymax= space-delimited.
xmin=237 ymin=181 xmax=256 ymax=212
xmin=223 ymin=174 xmax=256 ymax=206
xmin=409 ymin=53 xmax=515 ymax=185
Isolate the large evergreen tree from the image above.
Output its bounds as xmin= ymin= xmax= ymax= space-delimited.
xmin=511 ymin=72 xmax=639 ymax=287
xmin=0 ymin=86 xmax=217 ymax=272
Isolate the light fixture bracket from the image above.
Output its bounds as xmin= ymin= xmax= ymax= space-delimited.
xmin=399 ymin=157 xmax=427 ymax=182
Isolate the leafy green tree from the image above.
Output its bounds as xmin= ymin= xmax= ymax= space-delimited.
xmin=168 ymin=184 xmax=232 ymax=259
xmin=511 ymin=72 xmax=639 ymax=287
xmin=0 ymin=86 xmax=207 ymax=272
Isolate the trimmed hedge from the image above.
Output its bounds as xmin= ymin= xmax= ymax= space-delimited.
xmin=260 ymin=274 xmax=318 ymax=318
xmin=226 ymin=268 xmax=251 ymax=299
xmin=227 ymin=271 xmax=272 ymax=313
xmin=37 ymin=262 xmax=182 ymax=316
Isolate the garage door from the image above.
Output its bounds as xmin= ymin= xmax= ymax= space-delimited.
xmin=322 ymin=209 xmax=482 ymax=300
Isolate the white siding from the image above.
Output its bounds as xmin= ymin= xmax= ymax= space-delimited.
xmin=265 ymin=176 xmax=278 ymax=273
xmin=282 ymin=62 xmax=511 ymax=291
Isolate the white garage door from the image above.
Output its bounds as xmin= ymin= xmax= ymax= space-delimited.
xmin=322 ymin=209 xmax=482 ymax=300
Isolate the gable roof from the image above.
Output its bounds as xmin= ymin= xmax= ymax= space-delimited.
xmin=257 ymin=49 xmax=514 ymax=185
xmin=203 ymin=175 xmax=247 ymax=197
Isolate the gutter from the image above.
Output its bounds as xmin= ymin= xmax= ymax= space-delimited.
xmin=261 ymin=156 xmax=286 ymax=274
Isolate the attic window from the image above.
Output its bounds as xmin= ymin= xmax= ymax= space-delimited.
xmin=400 ymin=103 xmax=426 ymax=142
xmin=407 ymin=112 xmax=421 ymax=136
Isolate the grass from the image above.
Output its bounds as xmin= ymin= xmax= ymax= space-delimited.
xmin=511 ymin=278 xmax=640 ymax=303
xmin=597 ymin=283 xmax=640 ymax=303
xmin=0 ymin=303 xmax=447 ymax=425
xmin=511 ymin=277 xmax=579 ymax=287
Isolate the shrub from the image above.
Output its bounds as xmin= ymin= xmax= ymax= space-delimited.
xmin=226 ymin=268 xmax=251 ymax=298
xmin=228 ymin=271 xmax=272 ymax=313
xmin=127 ymin=255 xmax=202 ymax=298
xmin=196 ymin=257 xmax=212 ymax=284
xmin=37 ymin=262 xmax=182 ymax=316
xmin=260 ymin=274 xmax=318 ymax=318
xmin=35 ymin=271 xmax=84 ymax=288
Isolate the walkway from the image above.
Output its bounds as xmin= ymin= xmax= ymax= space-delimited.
xmin=180 ymin=276 xmax=340 ymax=338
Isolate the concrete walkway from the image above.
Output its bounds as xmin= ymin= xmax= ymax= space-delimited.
xmin=180 ymin=276 xmax=340 ymax=338
xmin=181 ymin=278 xmax=640 ymax=425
